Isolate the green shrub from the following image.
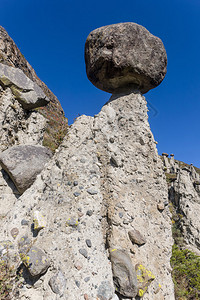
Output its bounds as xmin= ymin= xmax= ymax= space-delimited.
xmin=0 ymin=258 xmax=15 ymax=299
xmin=171 ymin=244 xmax=200 ymax=299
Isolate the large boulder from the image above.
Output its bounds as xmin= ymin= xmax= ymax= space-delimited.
xmin=110 ymin=249 xmax=138 ymax=297
xmin=85 ymin=22 xmax=167 ymax=94
xmin=0 ymin=145 xmax=52 ymax=194
xmin=0 ymin=63 xmax=49 ymax=109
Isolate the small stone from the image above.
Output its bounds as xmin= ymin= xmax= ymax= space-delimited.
xmin=74 ymin=192 xmax=81 ymax=197
xmin=67 ymin=181 xmax=72 ymax=186
xmin=74 ymin=261 xmax=83 ymax=270
xmin=86 ymin=210 xmax=93 ymax=216
xmin=84 ymin=277 xmax=90 ymax=282
xmin=49 ymin=271 xmax=66 ymax=295
xmin=75 ymin=280 xmax=80 ymax=287
xmin=80 ymin=159 xmax=86 ymax=163
xmin=119 ymin=212 xmax=123 ymax=218
xmin=84 ymin=294 xmax=89 ymax=300
xmin=33 ymin=210 xmax=46 ymax=231
xmin=73 ymin=181 xmax=78 ymax=186
xmin=79 ymin=248 xmax=88 ymax=258
xmin=66 ymin=217 xmax=79 ymax=228
xmin=86 ymin=239 xmax=92 ymax=248
xmin=10 ymin=227 xmax=19 ymax=239
xmin=128 ymin=229 xmax=146 ymax=246
xmin=87 ymin=189 xmax=98 ymax=195
xmin=109 ymin=137 xmax=114 ymax=143
xmin=97 ymin=281 xmax=114 ymax=300
xmin=157 ymin=202 xmax=165 ymax=211
xmin=21 ymin=219 xmax=29 ymax=226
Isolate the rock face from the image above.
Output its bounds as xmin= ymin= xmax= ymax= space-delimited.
xmin=0 ymin=145 xmax=52 ymax=194
xmin=85 ymin=22 xmax=167 ymax=94
xmin=0 ymin=63 xmax=49 ymax=109
xmin=162 ymin=154 xmax=200 ymax=255
xmin=0 ymin=25 xmax=68 ymax=152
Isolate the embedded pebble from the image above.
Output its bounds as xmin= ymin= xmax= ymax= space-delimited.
xmin=79 ymin=248 xmax=88 ymax=258
xmin=86 ymin=210 xmax=93 ymax=216
xmin=75 ymin=280 xmax=80 ymax=288
xmin=86 ymin=239 xmax=92 ymax=248
xmin=87 ymin=189 xmax=98 ymax=195
xmin=74 ymin=192 xmax=81 ymax=197
xmin=84 ymin=277 xmax=90 ymax=282
xmin=21 ymin=219 xmax=29 ymax=226
xmin=74 ymin=261 xmax=83 ymax=270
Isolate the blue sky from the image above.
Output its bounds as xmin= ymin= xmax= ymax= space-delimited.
xmin=1 ymin=0 xmax=200 ymax=167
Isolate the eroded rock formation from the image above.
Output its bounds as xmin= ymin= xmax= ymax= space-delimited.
xmin=0 ymin=22 xmax=177 ymax=300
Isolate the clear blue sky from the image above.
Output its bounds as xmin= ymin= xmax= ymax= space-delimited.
xmin=1 ymin=0 xmax=200 ymax=167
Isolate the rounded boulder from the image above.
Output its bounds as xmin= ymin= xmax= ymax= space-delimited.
xmin=85 ymin=22 xmax=167 ymax=94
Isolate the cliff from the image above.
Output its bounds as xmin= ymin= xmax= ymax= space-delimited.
xmin=0 ymin=22 xmax=199 ymax=300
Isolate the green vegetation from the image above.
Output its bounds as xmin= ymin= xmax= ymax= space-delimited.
xmin=0 ymin=258 xmax=15 ymax=299
xmin=165 ymin=172 xmax=177 ymax=184
xmin=38 ymin=105 xmax=68 ymax=152
xmin=171 ymin=244 xmax=200 ymax=300
xmin=170 ymin=200 xmax=200 ymax=299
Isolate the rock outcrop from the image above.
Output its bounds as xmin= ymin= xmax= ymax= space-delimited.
xmin=162 ymin=154 xmax=200 ymax=255
xmin=0 ymin=63 xmax=49 ymax=109
xmin=0 ymin=25 xmax=68 ymax=152
xmin=85 ymin=22 xmax=167 ymax=94
xmin=0 ymin=22 xmax=187 ymax=300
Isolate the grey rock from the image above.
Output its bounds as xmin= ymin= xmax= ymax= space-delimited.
xmin=75 ymin=280 xmax=80 ymax=288
xmin=79 ymin=248 xmax=88 ymax=258
xmin=84 ymin=277 xmax=90 ymax=282
xmin=0 ymin=63 xmax=49 ymax=109
xmin=97 ymin=281 xmax=114 ymax=300
xmin=85 ymin=22 xmax=167 ymax=94
xmin=66 ymin=217 xmax=79 ymax=228
xmin=49 ymin=271 xmax=66 ymax=295
xmin=86 ymin=210 xmax=93 ymax=216
xmin=0 ymin=241 xmax=14 ymax=256
xmin=110 ymin=249 xmax=137 ymax=297
xmin=87 ymin=189 xmax=98 ymax=195
xmin=128 ymin=229 xmax=146 ymax=246
xmin=18 ymin=235 xmax=32 ymax=254
xmin=20 ymin=246 xmax=50 ymax=277
xmin=0 ymin=145 xmax=52 ymax=194
xmin=21 ymin=219 xmax=29 ymax=226
xmin=73 ymin=192 xmax=81 ymax=197
xmin=86 ymin=239 xmax=92 ymax=248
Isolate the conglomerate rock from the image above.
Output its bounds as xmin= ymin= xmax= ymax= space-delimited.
xmin=85 ymin=22 xmax=167 ymax=94
xmin=0 ymin=92 xmax=175 ymax=300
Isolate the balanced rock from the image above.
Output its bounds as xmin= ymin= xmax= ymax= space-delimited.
xmin=85 ymin=22 xmax=167 ymax=94
xmin=0 ymin=145 xmax=52 ymax=194
xmin=0 ymin=63 xmax=49 ymax=109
